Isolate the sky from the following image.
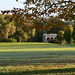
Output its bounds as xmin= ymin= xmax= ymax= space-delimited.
xmin=0 ymin=0 xmax=75 ymax=11
xmin=0 ymin=0 xmax=25 ymax=11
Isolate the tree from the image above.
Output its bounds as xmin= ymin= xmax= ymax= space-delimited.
xmin=35 ymin=30 xmax=43 ymax=42
xmin=0 ymin=14 xmax=7 ymax=25
xmin=14 ymin=29 xmax=25 ymax=42
xmin=2 ymin=0 xmax=73 ymax=30
xmin=72 ymin=26 xmax=75 ymax=43
xmin=20 ymin=0 xmax=75 ymax=23
xmin=57 ymin=31 xmax=64 ymax=43
xmin=0 ymin=24 xmax=3 ymax=41
xmin=58 ymin=1 xmax=75 ymax=21
xmin=64 ymin=25 xmax=73 ymax=43
xmin=0 ymin=14 xmax=16 ymax=41
xmin=1 ymin=0 xmax=75 ymax=41
xmin=47 ymin=17 xmax=68 ymax=33
xmin=4 ymin=22 xmax=16 ymax=39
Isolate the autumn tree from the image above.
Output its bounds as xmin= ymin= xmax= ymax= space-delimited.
xmin=58 ymin=1 xmax=75 ymax=21
xmin=19 ymin=0 xmax=75 ymax=29
xmin=46 ymin=17 xmax=68 ymax=33
xmin=1 ymin=0 xmax=75 ymax=43
xmin=1 ymin=0 xmax=75 ymax=30
xmin=0 ymin=0 xmax=63 ymax=30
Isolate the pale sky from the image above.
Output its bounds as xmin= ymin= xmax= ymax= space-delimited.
xmin=0 ymin=0 xmax=75 ymax=11
xmin=0 ymin=0 xmax=25 ymax=11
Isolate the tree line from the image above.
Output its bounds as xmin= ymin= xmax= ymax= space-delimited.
xmin=0 ymin=14 xmax=36 ymax=42
xmin=0 ymin=0 xmax=74 ymax=42
xmin=0 ymin=14 xmax=68 ymax=42
xmin=57 ymin=25 xmax=75 ymax=44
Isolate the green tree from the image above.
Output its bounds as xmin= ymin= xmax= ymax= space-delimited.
xmin=0 ymin=14 xmax=6 ymax=25
xmin=0 ymin=24 xmax=3 ymax=41
xmin=15 ymin=29 xmax=26 ymax=42
xmin=4 ymin=22 xmax=16 ymax=39
xmin=0 ymin=14 xmax=16 ymax=41
xmin=57 ymin=31 xmax=64 ymax=43
xmin=64 ymin=25 xmax=73 ymax=43
xmin=0 ymin=14 xmax=7 ymax=41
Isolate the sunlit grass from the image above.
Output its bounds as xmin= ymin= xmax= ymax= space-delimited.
xmin=0 ymin=48 xmax=75 ymax=52
xmin=0 ymin=42 xmax=75 ymax=75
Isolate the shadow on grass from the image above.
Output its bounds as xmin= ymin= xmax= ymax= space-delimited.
xmin=0 ymin=68 xmax=75 ymax=75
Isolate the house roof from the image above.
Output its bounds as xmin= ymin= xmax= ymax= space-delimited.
xmin=43 ymin=33 xmax=57 ymax=38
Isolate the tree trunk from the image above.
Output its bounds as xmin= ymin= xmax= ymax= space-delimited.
xmin=19 ymin=37 xmax=21 ymax=42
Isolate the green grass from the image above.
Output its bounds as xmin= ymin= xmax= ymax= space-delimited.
xmin=0 ymin=42 xmax=75 ymax=75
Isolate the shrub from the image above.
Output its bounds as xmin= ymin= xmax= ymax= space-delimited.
xmin=9 ymin=38 xmax=17 ymax=42
xmin=57 ymin=31 xmax=64 ymax=43
xmin=3 ymin=38 xmax=17 ymax=42
xmin=64 ymin=25 xmax=73 ymax=43
xmin=49 ymin=39 xmax=58 ymax=43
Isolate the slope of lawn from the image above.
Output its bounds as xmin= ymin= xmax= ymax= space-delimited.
xmin=0 ymin=42 xmax=75 ymax=75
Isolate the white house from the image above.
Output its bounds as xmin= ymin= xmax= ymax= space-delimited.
xmin=43 ymin=33 xmax=57 ymax=42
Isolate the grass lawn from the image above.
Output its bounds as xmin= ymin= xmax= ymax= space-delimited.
xmin=0 ymin=42 xmax=75 ymax=75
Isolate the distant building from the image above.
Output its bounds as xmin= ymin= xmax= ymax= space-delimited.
xmin=43 ymin=20 xmax=74 ymax=42
xmin=43 ymin=33 xmax=57 ymax=42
